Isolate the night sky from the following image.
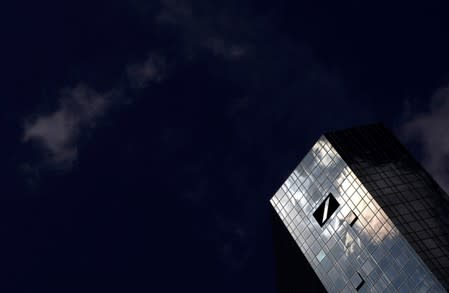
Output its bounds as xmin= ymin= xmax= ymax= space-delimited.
xmin=3 ymin=1 xmax=449 ymax=292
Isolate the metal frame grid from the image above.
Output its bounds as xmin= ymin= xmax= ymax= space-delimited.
xmin=326 ymin=124 xmax=449 ymax=289
xmin=270 ymin=136 xmax=445 ymax=292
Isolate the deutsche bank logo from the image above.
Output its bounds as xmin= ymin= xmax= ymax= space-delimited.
xmin=313 ymin=193 xmax=340 ymax=227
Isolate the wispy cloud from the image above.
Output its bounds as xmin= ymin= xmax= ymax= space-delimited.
xmin=23 ymin=84 xmax=116 ymax=167
xmin=215 ymin=216 xmax=250 ymax=271
xmin=22 ymin=51 xmax=168 ymax=170
xmin=204 ymin=37 xmax=247 ymax=60
xmin=156 ymin=0 xmax=193 ymax=25
xmin=154 ymin=0 xmax=250 ymax=61
xmin=127 ymin=54 xmax=166 ymax=88
xmin=401 ymin=86 xmax=449 ymax=193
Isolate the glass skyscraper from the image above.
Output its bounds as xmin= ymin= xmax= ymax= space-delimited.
xmin=270 ymin=124 xmax=449 ymax=292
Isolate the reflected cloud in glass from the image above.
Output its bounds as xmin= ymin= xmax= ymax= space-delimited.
xmin=270 ymin=136 xmax=445 ymax=292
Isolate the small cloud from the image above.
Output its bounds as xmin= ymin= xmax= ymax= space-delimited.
xmin=23 ymin=84 xmax=115 ymax=167
xmin=18 ymin=163 xmax=42 ymax=192
xmin=127 ymin=54 xmax=166 ymax=88
xmin=155 ymin=0 xmax=193 ymax=25
xmin=154 ymin=1 xmax=249 ymax=61
xmin=215 ymin=217 xmax=250 ymax=271
xmin=204 ymin=37 xmax=247 ymax=60
xmin=401 ymin=86 xmax=449 ymax=193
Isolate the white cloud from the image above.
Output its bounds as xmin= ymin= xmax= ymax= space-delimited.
xmin=401 ymin=86 xmax=449 ymax=193
xmin=156 ymin=0 xmax=193 ymax=25
xmin=154 ymin=0 xmax=249 ymax=61
xmin=204 ymin=37 xmax=247 ymax=60
xmin=22 ymin=52 xmax=168 ymax=171
xmin=127 ymin=54 xmax=166 ymax=88
xmin=23 ymin=84 xmax=114 ymax=167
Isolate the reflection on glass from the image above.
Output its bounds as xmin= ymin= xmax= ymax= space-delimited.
xmin=270 ymin=136 xmax=445 ymax=292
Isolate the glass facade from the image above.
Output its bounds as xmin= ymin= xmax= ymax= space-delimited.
xmin=326 ymin=124 xmax=449 ymax=289
xmin=270 ymin=129 xmax=447 ymax=292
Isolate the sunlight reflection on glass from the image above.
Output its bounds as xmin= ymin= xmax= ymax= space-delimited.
xmin=270 ymin=135 xmax=445 ymax=292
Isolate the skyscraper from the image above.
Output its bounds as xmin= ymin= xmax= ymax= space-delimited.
xmin=270 ymin=124 xmax=449 ymax=292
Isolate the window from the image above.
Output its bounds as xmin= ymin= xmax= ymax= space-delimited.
xmin=346 ymin=211 xmax=358 ymax=227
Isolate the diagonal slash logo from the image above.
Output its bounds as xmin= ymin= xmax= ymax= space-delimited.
xmin=313 ymin=193 xmax=340 ymax=227
xmin=322 ymin=197 xmax=330 ymax=223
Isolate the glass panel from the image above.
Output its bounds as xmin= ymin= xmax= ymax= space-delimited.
xmin=269 ymin=135 xmax=446 ymax=292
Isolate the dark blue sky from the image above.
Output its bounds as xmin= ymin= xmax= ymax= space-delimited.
xmin=3 ymin=1 xmax=449 ymax=292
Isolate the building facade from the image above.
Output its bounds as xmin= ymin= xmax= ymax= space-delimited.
xmin=270 ymin=124 xmax=449 ymax=292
